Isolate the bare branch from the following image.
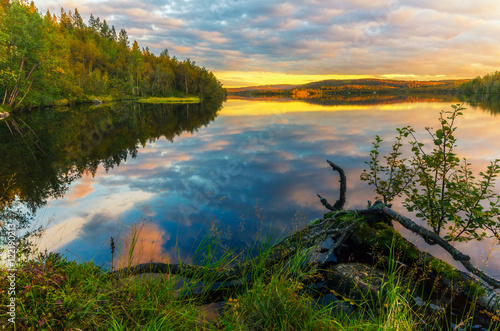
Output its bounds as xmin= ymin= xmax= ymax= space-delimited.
xmin=317 ymin=160 xmax=346 ymax=211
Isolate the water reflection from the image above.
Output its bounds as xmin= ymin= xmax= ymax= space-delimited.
xmin=229 ymin=94 xmax=459 ymax=107
xmin=0 ymin=100 xmax=222 ymax=210
xmin=2 ymin=96 xmax=500 ymax=276
xmin=467 ymin=94 xmax=500 ymax=115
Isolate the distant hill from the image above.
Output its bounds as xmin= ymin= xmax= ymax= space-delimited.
xmin=227 ymin=84 xmax=299 ymax=93
xmin=227 ymin=78 xmax=470 ymax=97
xmin=298 ymin=78 xmax=467 ymax=90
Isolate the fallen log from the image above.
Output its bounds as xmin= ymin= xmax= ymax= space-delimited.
xmin=110 ymin=210 xmax=362 ymax=280
xmin=110 ymin=161 xmax=500 ymax=327
xmin=374 ymin=203 xmax=500 ymax=289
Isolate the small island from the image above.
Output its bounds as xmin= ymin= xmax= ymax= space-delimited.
xmin=138 ymin=96 xmax=201 ymax=104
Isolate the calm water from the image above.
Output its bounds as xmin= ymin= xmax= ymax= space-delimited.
xmin=2 ymin=96 xmax=500 ymax=275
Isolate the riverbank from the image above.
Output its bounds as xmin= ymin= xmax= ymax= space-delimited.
xmin=138 ymin=96 xmax=201 ymax=104
xmin=0 ymin=239 xmax=420 ymax=330
xmin=3 ymin=94 xmax=206 ymax=113
xmin=1 ymin=209 xmax=496 ymax=330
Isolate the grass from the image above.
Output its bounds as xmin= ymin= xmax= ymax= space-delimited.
xmin=1 ymin=220 xmax=499 ymax=330
xmin=138 ymin=96 xmax=201 ymax=104
xmin=0 ymin=105 xmax=10 ymax=115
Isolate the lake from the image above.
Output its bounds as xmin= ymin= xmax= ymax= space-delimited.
xmin=2 ymin=96 xmax=500 ymax=276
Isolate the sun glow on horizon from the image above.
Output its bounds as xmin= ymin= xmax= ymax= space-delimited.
xmin=215 ymin=71 xmax=462 ymax=88
xmin=218 ymin=98 xmax=439 ymax=116
xmin=214 ymin=71 xmax=377 ymax=88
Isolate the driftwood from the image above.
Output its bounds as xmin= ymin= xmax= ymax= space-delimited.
xmin=111 ymin=161 xmax=500 ymax=326
xmin=317 ymin=160 xmax=346 ymax=212
xmin=315 ymin=159 xmax=500 ymax=289
xmin=375 ymin=204 xmax=500 ymax=290
xmin=110 ymin=211 xmax=362 ymax=280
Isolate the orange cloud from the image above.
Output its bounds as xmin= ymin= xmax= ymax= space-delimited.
xmin=115 ymin=222 xmax=171 ymax=269
xmin=65 ymin=174 xmax=94 ymax=201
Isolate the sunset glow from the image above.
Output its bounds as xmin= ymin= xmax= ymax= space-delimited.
xmin=214 ymin=72 xmax=376 ymax=88
xmin=34 ymin=0 xmax=500 ymax=87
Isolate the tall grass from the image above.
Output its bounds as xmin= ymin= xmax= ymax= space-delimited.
xmin=1 ymin=219 xmax=498 ymax=330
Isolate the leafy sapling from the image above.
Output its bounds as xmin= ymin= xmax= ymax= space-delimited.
xmin=361 ymin=103 xmax=500 ymax=243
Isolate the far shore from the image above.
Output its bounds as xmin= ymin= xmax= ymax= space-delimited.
xmin=138 ymin=96 xmax=201 ymax=104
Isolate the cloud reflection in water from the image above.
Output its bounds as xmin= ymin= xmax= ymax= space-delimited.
xmin=36 ymin=99 xmax=500 ymax=275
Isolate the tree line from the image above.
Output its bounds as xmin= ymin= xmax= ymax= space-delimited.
xmin=228 ymin=78 xmax=468 ymax=98
xmin=0 ymin=0 xmax=225 ymax=110
xmin=0 ymin=100 xmax=222 ymax=210
xmin=459 ymin=71 xmax=500 ymax=96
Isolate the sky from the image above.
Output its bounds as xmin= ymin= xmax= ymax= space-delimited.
xmin=34 ymin=0 xmax=500 ymax=86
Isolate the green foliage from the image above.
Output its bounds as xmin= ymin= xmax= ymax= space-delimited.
xmin=459 ymin=71 xmax=500 ymax=97
xmin=361 ymin=104 xmax=500 ymax=243
xmin=0 ymin=100 xmax=222 ymax=210
xmin=0 ymin=1 xmax=225 ymax=110
xmin=138 ymin=96 xmax=201 ymax=104
xmin=0 ymin=250 xmax=207 ymax=329
xmin=1 ymin=222 xmax=497 ymax=330
xmin=459 ymin=71 xmax=500 ymax=115
xmin=361 ymin=131 xmax=414 ymax=205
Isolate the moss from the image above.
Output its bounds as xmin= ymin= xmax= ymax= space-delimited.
xmin=309 ymin=218 xmax=321 ymax=225
xmin=428 ymin=258 xmax=459 ymax=279
xmin=323 ymin=211 xmax=336 ymax=219
xmin=464 ymin=279 xmax=487 ymax=297
xmin=353 ymin=222 xmax=420 ymax=261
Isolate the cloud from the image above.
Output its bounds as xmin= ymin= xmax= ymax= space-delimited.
xmin=114 ymin=222 xmax=170 ymax=268
xmin=35 ymin=0 xmax=500 ymax=85
xmin=31 ymin=97 xmax=500 ymax=275
xmin=64 ymin=174 xmax=94 ymax=201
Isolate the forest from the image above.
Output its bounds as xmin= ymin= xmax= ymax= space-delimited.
xmin=0 ymin=0 xmax=225 ymax=111
xmin=228 ymin=78 xmax=468 ymax=98
xmin=0 ymin=100 xmax=223 ymax=211
xmin=459 ymin=71 xmax=500 ymax=96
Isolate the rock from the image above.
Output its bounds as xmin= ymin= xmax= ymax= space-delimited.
xmin=199 ymin=302 xmax=224 ymax=324
xmin=93 ymin=99 xmax=102 ymax=105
